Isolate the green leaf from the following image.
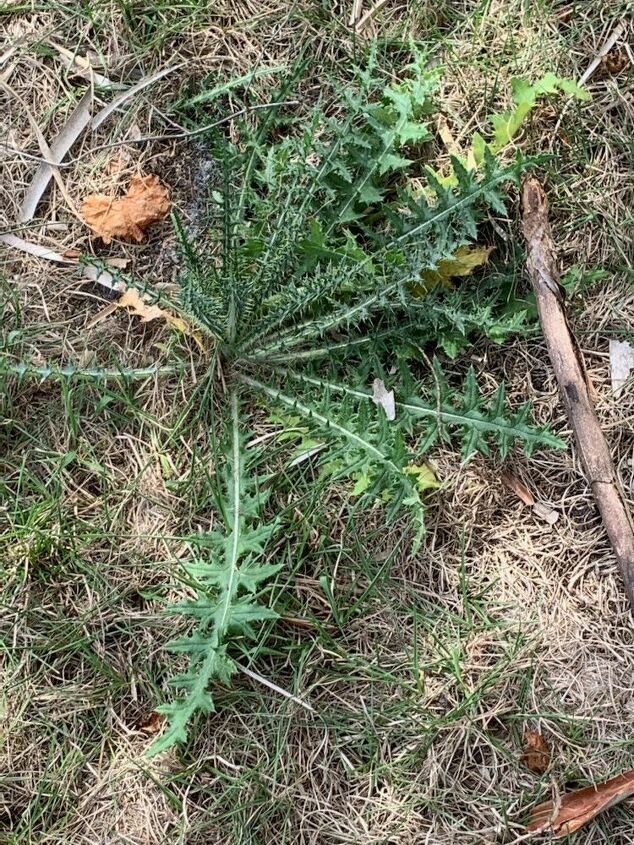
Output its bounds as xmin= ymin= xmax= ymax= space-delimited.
xmin=148 ymin=393 xmax=280 ymax=756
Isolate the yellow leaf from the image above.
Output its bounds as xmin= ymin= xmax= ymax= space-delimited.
xmin=411 ymin=245 xmax=494 ymax=296
xmin=431 ymin=244 xmax=495 ymax=283
xmin=404 ymin=463 xmax=441 ymax=491
xmin=437 ymin=114 xmax=461 ymax=157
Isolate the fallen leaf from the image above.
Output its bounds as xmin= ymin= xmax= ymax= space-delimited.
xmin=46 ymin=38 xmax=121 ymax=89
xmin=532 ymin=500 xmax=559 ymax=526
xmin=521 ymin=729 xmax=550 ymax=774
xmin=433 ymin=245 xmax=495 ymax=282
xmin=280 ymin=615 xmax=317 ymax=630
xmin=138 ymin=711 xmax=166 ymax=734
xmin=19 ymin=90 xmax=93 ymax=222
xmin=599 ymin=46 xmax=629 ymax=76
xmin=412 ymin=245 xmax=494 ymax=295
xmin=107 ymin=149 xmax=131 ymax=175
xmin=88 ymin=285 xmax=205 ymax=349
xmin=372 ymin=378 xmax=396 ymax=420
xmin=82 ymin=260 xmax=127 ymax=293
xmin=527 ymin=768 xmax=634 ymax=837
xmin=404 ymin=462 xmax=441 ymax=492
xmin=118 ymin=288 xmax=192 ymax=334
xmin=609 ymin=339 xmax=634 ymax=398
xmin=82 ymin=174 xmax=171 ymax=244
xmin=501 ymin=470 xmax=559 ymax=526
xmin=437 ymin=114 xmax=462 ymax=157
xmin=501 ymin=470 xmax=535 ymax=506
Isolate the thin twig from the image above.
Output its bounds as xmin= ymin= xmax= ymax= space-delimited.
xmin=348 ymin=0 xmax=363 ymax=27
xmin=90 ymin=64 xmax=183 ymax=130
xmin=521 ymin=177 xmax=634 ymax=607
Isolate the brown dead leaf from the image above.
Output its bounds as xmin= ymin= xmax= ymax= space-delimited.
xmin=527 ymin=769 xmax=634 ymax=837
xmin=138 ymin=711 xmax=166 ymax=734
xmin=521 ymin=729 xmax=550 ymax=774
xmin=82 ymin=174 xmax=170 ymax=244
xmin=437 ymin=114 xmax=461 ymax=157
xmin=599 ymin=47 xmax=629 ymax=76
xmin=501 ymin=470 xmax=559 ymax=525
xmin=501 ymin=470 xmax=535 ymax=506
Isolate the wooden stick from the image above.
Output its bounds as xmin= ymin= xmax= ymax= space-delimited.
xmin=521 ymin=177 xmax=634 ymax=607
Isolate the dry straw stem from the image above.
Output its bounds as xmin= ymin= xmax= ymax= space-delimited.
xmin=522 ymin=176 xmax=634 ymax=607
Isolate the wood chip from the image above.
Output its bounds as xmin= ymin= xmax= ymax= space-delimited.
xmin=609 ymin=339 xmax=634 ymax=398
xmin=527 ymin=768 xmax=634 ymax=837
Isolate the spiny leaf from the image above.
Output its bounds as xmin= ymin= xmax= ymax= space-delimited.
xmin=148 ymin=393 xmax=280 ymax=756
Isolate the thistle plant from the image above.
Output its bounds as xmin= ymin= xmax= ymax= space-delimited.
xmin=0 ymin=50 xmax=568 ymax=755
xmin=146 ymin=51 xmax=565 ymax=753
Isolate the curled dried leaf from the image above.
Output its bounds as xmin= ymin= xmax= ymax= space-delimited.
xmin=527 ymin=769 xmax=634 ymax=837
xmin=118 ymin=288 xmax=205 ymax=350
xmin=599 ymin=47 xmax=629 ymax=76
xmin=82 ymin=174 xmax=170 ymax=244
xmin=521 ymin=729 xmax=550 ymax=774
xmin=138 ymin=711 xmax=166 ymax=734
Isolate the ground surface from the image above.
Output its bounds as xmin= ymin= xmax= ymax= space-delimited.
xmin=1 ymin=1 xmax=633 ymax=843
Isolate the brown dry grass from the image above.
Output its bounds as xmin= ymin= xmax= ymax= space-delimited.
xmin=1 ymin=1 xmax=634 ymax=843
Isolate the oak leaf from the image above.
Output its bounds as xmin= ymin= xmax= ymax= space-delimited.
xmin=527 ymin=769 xmax=634 ymax=837
xmin=82 ymin=174 xmax=170 ymax=243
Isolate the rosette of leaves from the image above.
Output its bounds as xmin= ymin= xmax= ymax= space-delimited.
xmin=148 ymin=50 xmax=565 ymax=754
